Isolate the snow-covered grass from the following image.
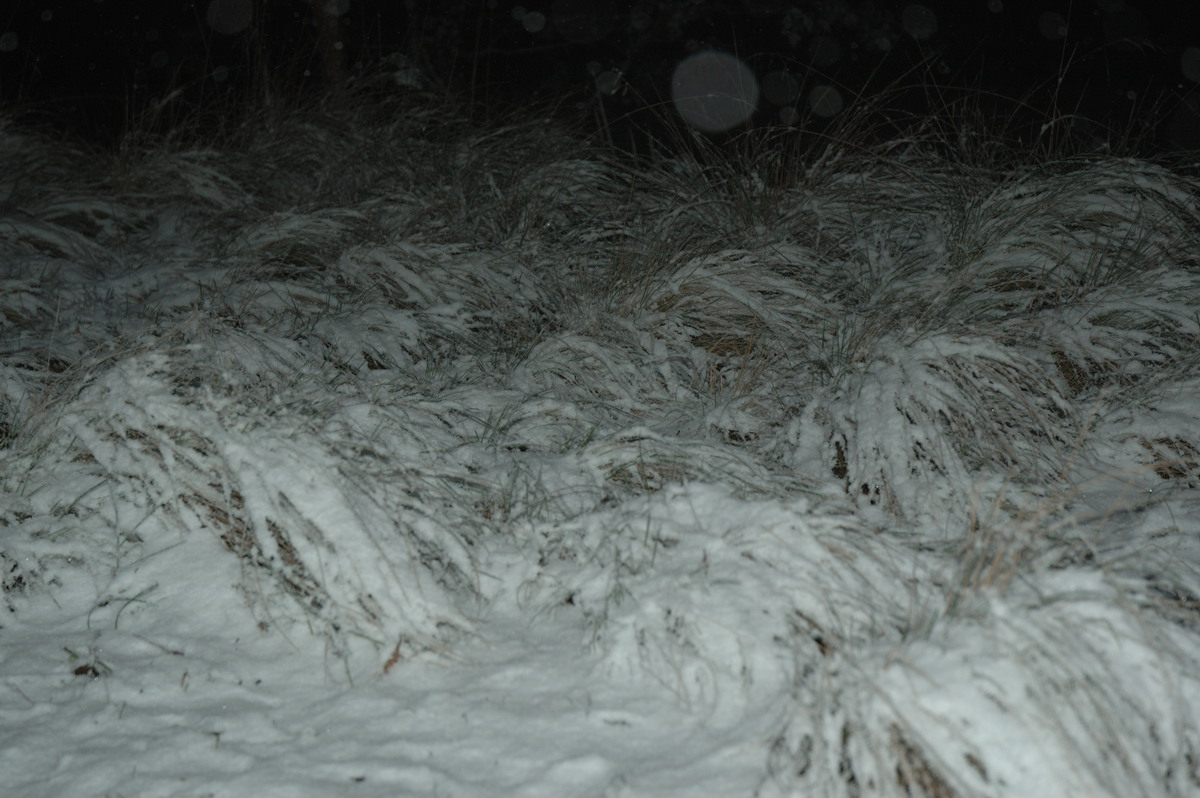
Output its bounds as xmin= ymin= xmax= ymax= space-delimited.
xmin=2 ymin=90 xmax=1199 ymax=797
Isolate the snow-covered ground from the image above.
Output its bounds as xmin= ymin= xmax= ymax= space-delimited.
xmin=2 ymin=96 xmax=1199 ymax=797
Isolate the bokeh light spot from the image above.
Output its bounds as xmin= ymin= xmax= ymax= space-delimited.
xmin=630 ymin=7 xmax=652 ymax=32
xmin=1181 ymin=46 xmax=1200 ymax=83
xmin=901 ymin=5 xmax=938 ymax=41
xmin=0 ymin=32 xmax=17 ymax=53
xmin=324 ymin=0 xmax=350 ymax=17
xmin=595 ymin=69 xmax=624 ymax=96
xmin=522 ymin=11 xmax=547 ymax=34
xmin=206 ymin=0 xmax=253 ymax=36
xmin=1038 ymin=11 xmax=1068 ymax=41
xmin=808 ymin=85 xmax=844 ymax=118
xmin=988 ymin=0 xmax=1003 ymax=11
xmin=671 ymin=51 xmax=760 ymax=134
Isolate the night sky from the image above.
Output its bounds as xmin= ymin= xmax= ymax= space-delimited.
xmin=1 ymin=0 xmax=1198 ymax=152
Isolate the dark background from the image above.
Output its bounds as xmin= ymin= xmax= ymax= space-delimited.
xmin=0 ymin=0 xmax=1197 ymax=151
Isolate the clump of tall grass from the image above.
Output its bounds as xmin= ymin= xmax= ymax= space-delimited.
xmin=1 ymin=68 xmax=1198 ymax=788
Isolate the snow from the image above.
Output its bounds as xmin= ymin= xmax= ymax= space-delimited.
xmin=2 ymin=105 xmax=1199 ymax=796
